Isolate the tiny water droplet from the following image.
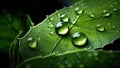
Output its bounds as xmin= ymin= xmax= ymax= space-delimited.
xmin=48 ymin=22 xmax=54 ymax=28
xmin=89 ymin=13 xmax=95 ymax=18
xmin=60 ymin=14 xmax=69 ymax=22
xmin=50 ymin=31 xmax=54 ymax=35
xmin=75 ymin=7 xmax=83 ymax=15
xmin=96 ymin=24 xmax=105 ymax=32
xmin=72 ymin=32 xmax=87 ymax=46
xmin=102 ymin=10 xmax=111 ymax=17
xmin=55 ymin=22 xmax=69 ymax=35
xmin=50 ymin=18 xmax=53 ymax=20
xmin=27 ymin=37 xmax=37 ymax=49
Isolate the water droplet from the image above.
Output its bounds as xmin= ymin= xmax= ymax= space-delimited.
xmin=102 ymin=10 xmax=111 ymax=17
xmin=48 ymin=22 xmax=54 ymax=28
xmin=72 ymin=32 xmax=87 ymax=46
xmin=75 ymin=7 xmax=83 ymax=15
xmin=57 ymin=13 xmax=61 ymax=16
xmin=60 ymin=14 xmax=69 ymax=22
xmin=50 ymin=18 xmax=53 ymax=20
xmin=55 ymin=22 xmax=69 ymax=35
xmin=50 ymin=31 xmax=54 ymax=35
xmin=96 ymin=24 xmax=105 ymax=32
xmin=27 ymin=37 xmax=37 ymax=49
xmin=89 ymin=13 xmax=95 ymax=18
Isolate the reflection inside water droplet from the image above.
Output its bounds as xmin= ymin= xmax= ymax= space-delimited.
xmin=72 ymin=32 xmax=87 ymax=46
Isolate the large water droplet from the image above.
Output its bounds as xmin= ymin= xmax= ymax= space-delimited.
xmin=60 ymin=14 xmax=69 ymax=22
xmin=89 ymin=13 xmax=95 ymax=18
xmin=96 ymin=24 xmax=105 ymax=32
xmin=102 ymin=10 xmax=111 ymax=17
xmin=27 ymin=37 xmax=37 ymax=49
xmin=72 ymin=32 xmax=87 ymax=46
xmin=55 ymin=22 xmax=69 ymax=35
xmin=75 ymin=7 xmax=83 ymax=15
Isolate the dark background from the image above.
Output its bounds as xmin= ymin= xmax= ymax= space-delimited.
xmin=0 ymin=0 xmax=64 ymax=23
xmin=0 ymin=0 xmax=64 ymax=68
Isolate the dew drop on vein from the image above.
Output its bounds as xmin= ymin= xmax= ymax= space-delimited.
xmin=75 ymin=7 xmax=83 ymax=15
xmin=72 ymin=32 xmax=87 ymax=46
xmin=27 ymin=37 xmax=37 ymax=49
xmin=96 ymin=24 xmax=105 ymax=32
xmin=60 ymin=14 xmax=69 ymax=22
xmin=55 ymin=22 xmax=69 ymax=35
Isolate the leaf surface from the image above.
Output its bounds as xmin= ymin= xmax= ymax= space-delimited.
xmin=19 ymin=0 xmax=120 ymax=59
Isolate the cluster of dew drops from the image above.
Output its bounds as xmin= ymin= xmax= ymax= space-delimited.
xmin=27 ymin=3 xmax=118 ymax=49
xmin=54 ymin=6 xmax=117 ymax=47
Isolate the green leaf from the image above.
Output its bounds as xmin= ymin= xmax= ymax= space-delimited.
xmin=0 ymin=11 xmax=33 ymax=53
xmin=19 ymin=0 xmax=120 ymax=59
xmin=17 ymin=50 xmax=120 ymax=68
